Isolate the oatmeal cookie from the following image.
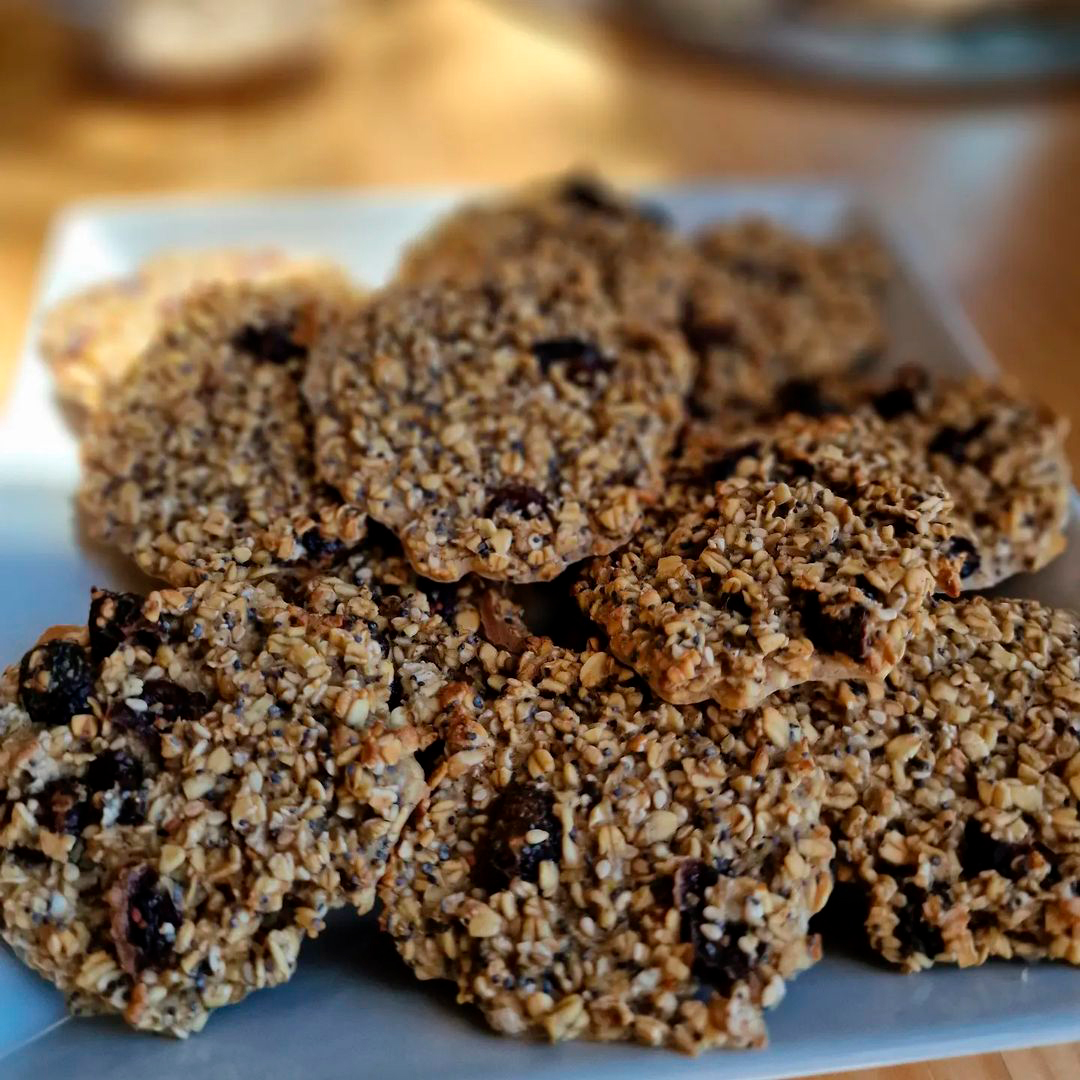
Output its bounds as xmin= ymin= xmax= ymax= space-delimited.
xmin=751 ymin=596 xmax=1080 ymax=971
xmin=685 ymin=218 xmax=888 ymax=416
xmin=742 ymin=368 xmax=1071 ymax=589
xmin=79 ymin=279 xmax=366 ymax=587
xmin=395 ymin=173 xmax=694 ymax=329
xmin=379 ymin=641 xmax=832 ymax=1052
xmin=303 ymin=279 xmax=695 ymax=583
xmin=577 ymin=413 xmax=960 ymax=709
xmin=0 ymin=580 xmax=424 ymax=1035
xmin=39 ymin=249 xmax=347 ymax=416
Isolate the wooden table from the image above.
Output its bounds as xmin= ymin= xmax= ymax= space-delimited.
xmin=1 ymin=1 xmax=1078 ymax=1075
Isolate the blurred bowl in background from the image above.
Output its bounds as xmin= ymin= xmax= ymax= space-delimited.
xmin=625 ymin=0 xmax=1080 ymax=85
xmin=51 ymin=0 xmax=340 ymax=91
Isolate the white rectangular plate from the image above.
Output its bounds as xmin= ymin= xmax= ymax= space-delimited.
xmin=0 ymin=186 xmax=1077 ymax=1079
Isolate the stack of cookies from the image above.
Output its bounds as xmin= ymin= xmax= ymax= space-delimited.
xmin=2 ymin=175 xmax=1074 ymax=1051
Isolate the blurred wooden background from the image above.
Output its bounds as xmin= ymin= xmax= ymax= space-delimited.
xmin=0 ymin=1 xmax=1078 ymax=1075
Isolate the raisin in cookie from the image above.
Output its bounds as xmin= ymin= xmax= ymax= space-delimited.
xmin=379 ymin=641 xmax=832 ymax=1052
xmin=577 ymin=413 xmax=959 ymax=709
xmin=395 ymin=173 xmax=694 ymax=330
xmin=753 ymin=596 xmax=1080 ymax=971
xmin=685 ymin=219 xmax=888 ymax=416
xmin=0 ymin=580 xmax=423 ymax=1035
xmin=302 ymin=279 xmax=695 ymax=583
xmin=80 ymin=279 xmax=366 ymax=587
xmin=39 ymin=249 xmax=347 ymax=416
xmin=748 ymin=368 xmax=1071 ymax=589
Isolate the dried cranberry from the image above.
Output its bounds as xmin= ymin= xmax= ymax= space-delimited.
xmin=675 ymin=859 xmax=754 ymax=994
xmin=872 ymin=385 xmax=917 ymax=420
xmin=960 ymin=819 xmax=1026 ymax=880
xmin=299 ymin=528 xmax=346 ymax=562
xmin=85 ymin=749 xmax=144 ymax=796
xmin=483 ymin=484 xmax=549 ymax=521
xmin=110 ymin=866 xmax=181 ymax=974
xmin=948 ymin=536 xmax=982 ymax=581
xmin=774 ymin=379 xmax=845 ymax=419
xmin=532 ymin=338 xmax=614 ymax=388
xmin=481 ymin=782 xmax=562 ymax=887
xmin=231 ymin=321 xmax=306 ymax=366
xmin=795 ymin=588 xmax=873 ymax=663
xmin=891 ymin=885 xmax=945 ymax=961
xmin=927 ymin=418 xmax=991 ymax=465
xmin=414 ymin=738 xmax=446 ymax=781
xmin=557 ymin=176 xmax=624 ymax=216
xmin=88 ymin=588 xmax=176 ymax=665
xmin=140 ymin=679 xmax=208 ymax=727
xmin=18 ymin=641 xmax=92 ymax=728
xmin=34 ymin=778 xmax=90 ymax=836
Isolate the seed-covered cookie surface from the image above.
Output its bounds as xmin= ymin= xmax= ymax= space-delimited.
xmin=395 ymin=173 xmax=695 ymax=329
xmin=0 ymin=580 xmax=423 ymax=1035
xmin=380 ymin=641 xmax=832 ymax=1052
xmin=303 ymin=279 xmax=695 ymax=583
xmin=746 ymin=596 xmax=1080 ymax=971
xmin=39 ymin=249 xmax=346 ymax=416
xmin=577 ymin=414 xmax=960 ymax=709
xmin=685 ymin=218 xmax=889 ymax=416
xmin=737 ymin=368 xmax=1071 ymax=589
xmin=79 ymin=280 xmax=366 ymax=587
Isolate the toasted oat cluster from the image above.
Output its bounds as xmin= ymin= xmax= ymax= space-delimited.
xmin=736 ymin=596 xmax=1080 ymax=971
xmin=39 ymin=249 xmax=347 ymax=416
xmin=380 ymin=641 xmax=833 ymax=1052
xmin=0 ymin=580 xmax=424 ymax=1035
xmin=303 ymin=278 xmax=695 ymax=583
xmin=79 ymin=280 xmax=367 ymax=586
xmin=577 ymin=413 xmax=960 ymax=709
xmin=685 ymin=218 xmax=889 ymax=416
xmin=21 ymin=173 xmax=1080 ymax=1049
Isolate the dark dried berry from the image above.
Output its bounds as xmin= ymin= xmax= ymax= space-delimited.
xmin=927 ymin=418 xmax=991 ymax=465
xmin=387 ymin=676 xmax=404 ymax=712
xmin=110 ymin=866 xmax=181 ymax=974
xmin=774 ymin=379 xmax=845 ymax=419
xmin=299 ymin=528 xmax=346 ymax=562
xmin=960 ymin=819 xmax=1026 ymax=880
xmin=948 ymin=535 xmax=982 ymax=581
xmin=414 ymin=739 xmax=445 ymax=781
xmin=558 ymin=176 xmax=624 ymax=216
xmin=18 ymin=641 xmax=92 ymax=728
xmin=85 ymin=749 xmax=144 ymax=795
xmin=10 ymin=846 xmax=47 ymax=866
xmin=892 ymin=885 xmax=945 ymax=961
xmin=89 ymin=589 xmax=162 ymax=665
xmin=143 ymin=679 xmax=208 ymax=726
xmin=532 ymin=338 xmax=615 ymax=388
xmin=483 ymin=484 xmax=549 ymax=521
xmin=718 ymin=590 xmax=752 ymax=619
xmin=675 ymin=859 xmax=754 ymax=994
xmin=795 ymin=588 xmax=873 ymax=662
xmin=481 ymin=782 xmax=562 ymax=887
xmin=231 ymin=321 xmax=306 ymax=366
xmin=872 ymin=385 xmax=917 ymax=420
xmin=853 ymin=574 xmax=884 ymax=604
xmin=34 ymin=778 xmax=90 ymax=836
